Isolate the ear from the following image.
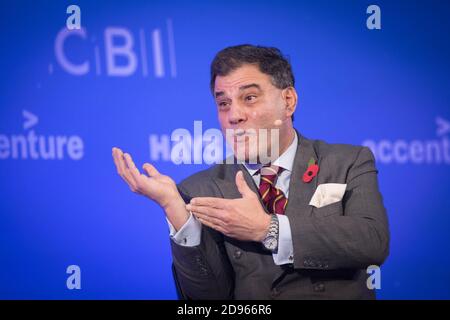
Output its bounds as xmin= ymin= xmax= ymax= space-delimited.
xmin=281 ymin=87 xmax=298 ymax=118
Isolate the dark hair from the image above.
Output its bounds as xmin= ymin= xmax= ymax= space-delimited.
xmin=210 ymin=44 xmax=296 ymax=121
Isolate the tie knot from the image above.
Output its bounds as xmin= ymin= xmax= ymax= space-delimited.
xmin=259 ymin=165 xmax=281 ymax=185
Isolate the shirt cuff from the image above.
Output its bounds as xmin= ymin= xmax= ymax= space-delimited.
xmin=166 ymin=211 xmax=202 ymax=247
xmin=272 ymin=214 xmax=294 ymax=265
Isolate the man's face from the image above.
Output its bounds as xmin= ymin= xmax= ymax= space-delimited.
xmin=214 ymin=64 xmax=294 ymax=163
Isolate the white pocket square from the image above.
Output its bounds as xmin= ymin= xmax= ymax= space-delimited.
xmin=309 ymin=183 xmax=347 ymax=208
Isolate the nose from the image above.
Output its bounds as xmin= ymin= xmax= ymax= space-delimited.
xmin=228 ymin=104 xmax=246 ymax=126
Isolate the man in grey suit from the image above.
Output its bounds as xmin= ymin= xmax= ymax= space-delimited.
xmin=112 ymin=45 xmax=390 ymax=300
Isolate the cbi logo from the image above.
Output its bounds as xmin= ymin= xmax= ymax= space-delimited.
xmin=50 ymin=19 xmax=177 ymax=78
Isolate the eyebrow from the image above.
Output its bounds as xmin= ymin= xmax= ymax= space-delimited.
xmin=239 ymin=83 xmax=261 ymax=91
xmin=214 ymin=83 xmax=262 ymax=98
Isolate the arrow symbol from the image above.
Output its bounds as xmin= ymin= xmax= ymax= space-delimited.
xmin=23 ymin=110 xmax=39 ymax=130
xmin=436 ymin=116 xmax=450 ymax=137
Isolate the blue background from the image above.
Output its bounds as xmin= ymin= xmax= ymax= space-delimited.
xmin=1 ymin=0 xmax=449 ymax=299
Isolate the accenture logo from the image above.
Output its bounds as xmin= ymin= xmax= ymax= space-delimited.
xmin=362 ymin=117 xmax=450 ymax=165
xmin=0 ymin=110 xmax=84 ymax=160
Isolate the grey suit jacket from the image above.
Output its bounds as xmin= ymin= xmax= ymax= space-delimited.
xmin=170 ymin=130 xmax=390 ymax=300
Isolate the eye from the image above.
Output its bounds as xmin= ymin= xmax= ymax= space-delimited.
xmin=218 ymin=101 xmax=230 ymax=109
xmin=245 ymin=95 xmax=257 ymax=102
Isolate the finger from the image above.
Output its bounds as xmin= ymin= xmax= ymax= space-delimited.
xmin=112 ymin=148 xmax=121 ymax=172
xmin=235 ymin=170 xmax=255 ymax=198
xmin=114 ymin=148 xmax=132 ymax=179
xmin=112 ymin=147 xmax=126 ymax=174
xmin=123 ymin=153 xmax=142 ymax=182
xmin=123 ymin=152 xmax=137 ymax=171
xmin=142 ymin=163 xmax=160 ymax=178
xmin=187 ymin=204 xmax=225 ymax=219
xmin=196 ymin=215 xmax=227 ymax=235
xmin=113 ymin=148 xmax=131 ymax=179
xmin=112 ymin=146 xmax=121 ymax=154
xmin=121 ymin=152 xmax=143 ymax=191
xmin=112 ymin=148 xmax=138 ymax=190
xmin=190 ymin=197 xmax=229 ymax=208
xmin=191 ymin=211 xmax=225 ymax=228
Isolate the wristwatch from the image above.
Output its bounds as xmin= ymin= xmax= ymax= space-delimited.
xmin=262 ymin=214 xmax=279 ymax=252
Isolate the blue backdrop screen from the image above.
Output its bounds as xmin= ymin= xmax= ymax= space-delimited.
xmin=1 ymin=0 xmax=449 ymax=299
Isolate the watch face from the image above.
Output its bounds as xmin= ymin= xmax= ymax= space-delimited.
xmin=263 ymin=236 xmax=278 ymax=251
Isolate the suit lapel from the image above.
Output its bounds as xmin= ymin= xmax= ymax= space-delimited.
xmin=284 ymin=130 xmax=319 ymax=219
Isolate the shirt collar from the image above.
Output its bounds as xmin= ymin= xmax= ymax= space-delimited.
xmin=243 ymin=130 xmax=298 ymax=176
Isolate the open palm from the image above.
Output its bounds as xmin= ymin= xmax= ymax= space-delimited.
xmin=112 ymin=147 xmax=178 ymax=209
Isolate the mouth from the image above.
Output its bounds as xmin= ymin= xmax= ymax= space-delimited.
xmin=232 ymin=129 xmax=256 ymax=142
xmin=235 ymin=128 xmax=245 ymax=135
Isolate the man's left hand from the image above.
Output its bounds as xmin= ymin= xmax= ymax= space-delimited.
xmin=186 ymin=171 xmax=271 ymax=242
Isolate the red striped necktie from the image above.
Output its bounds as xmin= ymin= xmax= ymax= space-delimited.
xmin=257 ymin=165 xmax=288 ymax=214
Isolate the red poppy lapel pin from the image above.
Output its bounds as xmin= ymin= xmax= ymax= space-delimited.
xmin=302 ymin=157 xmax=319 ymax=183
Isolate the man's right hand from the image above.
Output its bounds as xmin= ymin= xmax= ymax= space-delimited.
xmin=112 ymin=147 xmax=189 ymax=230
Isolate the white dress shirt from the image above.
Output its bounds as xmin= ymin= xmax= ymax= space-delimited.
xmin=167 ymin=131 xmax=298 ymax=265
